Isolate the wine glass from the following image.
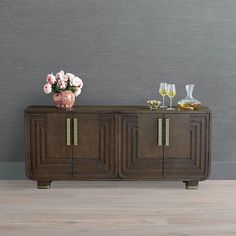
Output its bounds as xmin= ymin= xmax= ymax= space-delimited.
xmin=159 ymin=83 xmax=168 ymax=108
xmin=167 ymin=84 xmax=176 ymax=110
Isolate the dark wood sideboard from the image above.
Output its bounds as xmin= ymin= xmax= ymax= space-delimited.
xmin=24 ymin=106 xmax=211 ymax=189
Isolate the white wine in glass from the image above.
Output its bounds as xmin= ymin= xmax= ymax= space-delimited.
xmin=167 ymin=84 xmax=176 ymax=110
xmin=159 ymin=83 xmax=168 ymax=108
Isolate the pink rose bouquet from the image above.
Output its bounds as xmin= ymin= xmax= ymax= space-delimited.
xmin=43 ymin=70 xmax=83 ymax=97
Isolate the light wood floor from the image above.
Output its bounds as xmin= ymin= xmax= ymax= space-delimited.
xmin=0 ymin=180 xmax=236 ymax=236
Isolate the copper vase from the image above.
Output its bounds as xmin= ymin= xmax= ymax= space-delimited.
xmin=53 ymin=91 xmax=75 ymax=109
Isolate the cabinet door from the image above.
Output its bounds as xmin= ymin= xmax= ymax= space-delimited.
xmin=26 ymin=113 xmax=72 ymax=180
xmin=72 ymin=113 xmax=116 ymax=178
xmin=163 ymin=114 xmax=210 ymax=179
xmin=119 ymin=114 xmax=163 ymax=179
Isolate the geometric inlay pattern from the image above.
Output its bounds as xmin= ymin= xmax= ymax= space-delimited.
xmin=25 ymin=109 xmax=211 ymax=182
xmin=98 ymin=114 xmax=116 ymax=176
xmin=73 ymin=114 xmax=117 ymax=179
xmin=119 ymin=115 xmax=138 ymax=177
xmin=119 ymin=115 xmax=163 ymax=179
xmin=26 ymin=114 xmax=72 ymax=180
xmin=163 ymin=114 xmax=210 ymax=180
xmin=190 ymin=115 xmax=210 ymax=179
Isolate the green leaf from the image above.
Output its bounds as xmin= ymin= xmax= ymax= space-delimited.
xmin=68 ymin=86 xmax=77 ymax=93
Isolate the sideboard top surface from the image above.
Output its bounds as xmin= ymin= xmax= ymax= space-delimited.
xmin=25 ymin=105 xmax=211 ymax=114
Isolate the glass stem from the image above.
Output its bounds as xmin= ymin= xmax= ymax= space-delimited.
xmin=170 ymin=97 xmax=172 ymax=109
xmin=163 ymin=96 xmax=165 ymax=107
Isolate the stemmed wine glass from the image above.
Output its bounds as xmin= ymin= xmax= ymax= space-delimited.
xmin=159 ymin=83 xmax=168 ymax=108
xmin=167 ymin=84 xmax=176 ymax=110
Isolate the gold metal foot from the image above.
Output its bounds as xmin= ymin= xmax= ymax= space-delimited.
xmin=183 ymin=181 xmax=199 ymax=190
xmin=37 ymin=181 xmax=51 ymax=189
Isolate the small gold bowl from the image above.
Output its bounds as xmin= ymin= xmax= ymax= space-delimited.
xmin=147 ymin=100 xmax=161 ymax=110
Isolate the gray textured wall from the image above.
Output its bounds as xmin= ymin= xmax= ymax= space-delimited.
xmin=0 ymin=0 xmax=236 ymax=178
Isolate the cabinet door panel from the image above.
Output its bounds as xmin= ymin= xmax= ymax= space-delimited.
xmin=164 ymin=114 xmax=190 ymax=158
xmin=72 ymin=114 xmax=98 ymax=157
xmin=26 ymin=114 xmax=72 ymax=180
xmin=73 ymin=114 xmax=116 ymax=178
xmin=163 ymin=114 xmax=210 ymax=179
xmin=119 ymin=114 xmax=163 ymax=179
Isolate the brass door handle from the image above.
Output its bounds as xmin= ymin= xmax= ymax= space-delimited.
xmin=66 ymin=118 xmax=71 ymax=146
xmin=73 ymin=118 xmax=78 ymax=146
xmin=158 ymin=118 xmax=163 ymax=146
xmin=165 ymin=118 xmax=170 ymax=146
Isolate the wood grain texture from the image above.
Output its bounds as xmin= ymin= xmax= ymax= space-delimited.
xmin=25 ymin=105 xmax=211 ymax=114
xmin=25 ymin=106 xmax=211 ymax=187
xmin=163 ymin=114 xmax=210 ymax=180
xmin=25 ymin=114 xmax=72 ymax=181
xmin=119 ymin=114 xmax=163 ymax=178
xmin=73 ymin=113 xmax=117 ymax=179
xmin=0 ymin=180 xmax=236 ymax=236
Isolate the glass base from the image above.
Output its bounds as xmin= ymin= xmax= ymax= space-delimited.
xmin=160 ymin=106 xmax=167 ymax=108
xmin=167 ymin=107 xmax=175 ymax=110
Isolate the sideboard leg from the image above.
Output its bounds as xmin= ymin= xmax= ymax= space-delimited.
xmin=183 ymin=181 xmax=199 ymax=189
xmin=37 ymin=180 xmax=51 ymax=189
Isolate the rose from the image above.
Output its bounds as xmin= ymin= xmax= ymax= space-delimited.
xmin=57 ymin=79 xmax=67 ymax=89
xmin=55 ymin=70 xmax=65 ymax=80
xmin=46 ymin=73 xmax=56 ymax=84
xmin=66 ymin=73 xmax=75 ymax=81
xmin=43 ymin=83 xmax=52 ymax=94
xmin=63 ymin=75 xmax=69 ymax=82
xmin=78 ymin=78 xmax=83 ymax=88
xmin=71 ymin=76 xmax=83 ymax=88
xmin=43 ymin=71 xmax=83 ymax=95
xmin=74 ymin=88 xmax=81 ymax=97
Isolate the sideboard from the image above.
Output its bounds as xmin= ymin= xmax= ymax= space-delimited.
xmin=24 ymin=106 xmax=211 ymax=189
